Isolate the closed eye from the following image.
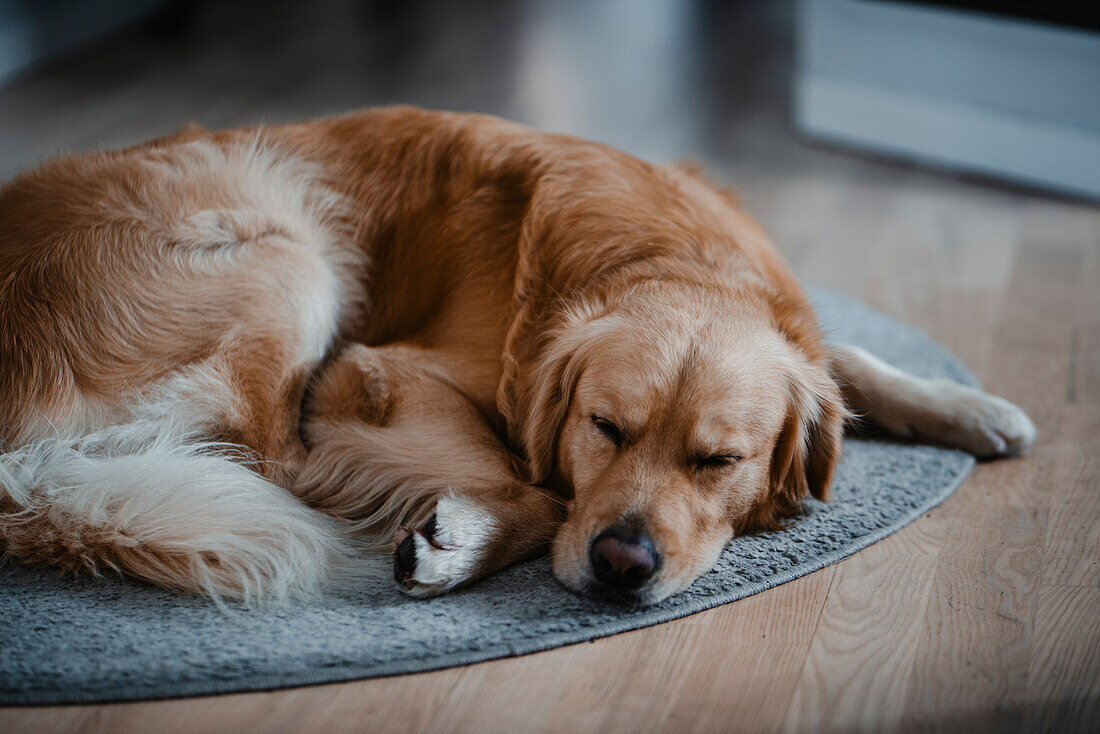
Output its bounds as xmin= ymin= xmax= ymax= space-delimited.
xmin=692 ymin=454 xmax=743 ymax=471
xmin=590 ymin=415 xmax=623 ymax=448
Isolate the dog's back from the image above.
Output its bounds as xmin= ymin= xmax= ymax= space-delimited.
xmin=0 ymin=134 xmax=357 ymax=602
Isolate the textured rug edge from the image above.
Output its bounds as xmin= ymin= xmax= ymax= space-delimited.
xmin=1 ymin=448 xmax=974 ymax=707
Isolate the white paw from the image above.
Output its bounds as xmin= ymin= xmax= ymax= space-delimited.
xmin=930 ymin=381 xmax=1037 ymax=458
xmin=393 ymin=495 xmax=497 ymax=598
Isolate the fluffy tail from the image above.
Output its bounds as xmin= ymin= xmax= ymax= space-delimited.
xmin=0 ymin=420 xmax=352 ymax=604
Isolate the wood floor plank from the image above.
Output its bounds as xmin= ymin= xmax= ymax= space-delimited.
xmin=661 ymin=569 xmax=836 ymax=734
xmin=781 ymin=548 xmax=939 ymax=733
xmin=1037 ymin=406 xmax=1100 ymax=588
xmin=899 ymin=499 xmax=1043 ymax=732
xmin=1069 ymin=231 xmax=1100 ymax=405
xmin=1024 ymin=585 xmax=1100 ymax=733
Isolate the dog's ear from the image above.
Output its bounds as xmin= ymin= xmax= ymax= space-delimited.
xmin=750 ymin=361 xmax=846 ymax=530
xmin=499 ymin=297 xmax=613 ymax=484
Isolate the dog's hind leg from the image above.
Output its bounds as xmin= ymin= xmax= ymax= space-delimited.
xmin=0 ymin=418 xmax=351 ymax=604
xmin=294 ymin=342 xmax=565 ymax=597
xmin=828 ymin=344 xmax=1036 ymax=458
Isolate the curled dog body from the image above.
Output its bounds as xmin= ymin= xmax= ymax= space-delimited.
xmin=0 ymin=107 xmax=1035 ymax=605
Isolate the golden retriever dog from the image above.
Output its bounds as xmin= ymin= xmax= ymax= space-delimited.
xmin=0 ymin=107 xmax=1035 ymax=606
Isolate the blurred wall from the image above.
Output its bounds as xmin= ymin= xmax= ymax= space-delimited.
xmin=0 ymin=0 xmax=171 ymax=84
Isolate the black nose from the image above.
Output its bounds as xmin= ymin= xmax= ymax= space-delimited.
xmin=589 ymin=527 xmax=660 ymax=591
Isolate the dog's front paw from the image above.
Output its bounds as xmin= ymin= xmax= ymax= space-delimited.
xmin=932 ymin=382 xmax=1037 ymax=459
xmin=393 ymin=495 xmax=497 ymax=598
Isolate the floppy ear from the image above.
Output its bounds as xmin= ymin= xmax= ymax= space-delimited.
xmin=498 ymin=298 xmax=613 ymax=484
xmin=753 ymin=361 xmax=846 ymax=530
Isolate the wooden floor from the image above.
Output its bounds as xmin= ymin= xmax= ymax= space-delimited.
xmin=1 ymin=2 xmax=1097 ymax=732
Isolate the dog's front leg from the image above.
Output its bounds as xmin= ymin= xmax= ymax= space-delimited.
xmin=393 ymin=482 xmax=564 ymax=597
xmin=829 ymin=344 xmax=1036 ymax=458
xmin=295 ymin=342 xmax=565 ymax=597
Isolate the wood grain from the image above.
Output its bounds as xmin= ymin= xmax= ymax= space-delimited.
xmin=1 ymin=2 xmax=1097 ymax=732
xmin=1025 ymin=585 xmax=1100 ymax=732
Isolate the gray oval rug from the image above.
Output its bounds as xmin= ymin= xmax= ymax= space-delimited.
xmin=0 ymin=288 xmax=976 ymax=705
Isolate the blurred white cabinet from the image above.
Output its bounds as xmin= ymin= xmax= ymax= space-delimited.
xmin=795 ymin=0 xmax=1100 ymax=199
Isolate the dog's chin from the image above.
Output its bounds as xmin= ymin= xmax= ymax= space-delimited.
xmin=553 ymin=571 xmax=685 ymax=609
xmin=581 ymin=582 xmax=657 ymax=609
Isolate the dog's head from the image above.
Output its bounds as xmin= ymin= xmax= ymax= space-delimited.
xmin=506 ymin=279 xmax=844 ymax=605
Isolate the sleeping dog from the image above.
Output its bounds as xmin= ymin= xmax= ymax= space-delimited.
xmin=0 ymin=108 xmax=1034 ymax=605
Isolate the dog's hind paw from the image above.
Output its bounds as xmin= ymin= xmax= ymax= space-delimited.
xmin=393 ymin=495 xmax=497 ymax=598
xmin=928 ymin=381 xmax=1037 ymax=459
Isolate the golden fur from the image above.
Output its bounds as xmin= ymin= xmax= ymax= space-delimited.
xmin=0 ymin=107 xmax=1034 ymax=605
